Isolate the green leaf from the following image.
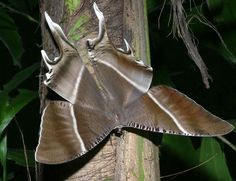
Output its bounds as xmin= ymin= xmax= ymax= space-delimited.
xmin=0 ymin=11 xmax=24 ymax=67
xmin=0 ymin=172 xmax=14 ymax=181
xmin=7 ymin=148 xmax=35 ymax=167
xmin=206 ymin=0 xmax=223 ymax=14
xmin=2 ymin=62 xmax=39 ymax=94
xmin=7 ymin=0 xmax=38 ymax=12
xmin=217 ymin=136 xmax=236 ymax=152
xmin=0 ymin=2 xmax=39 ymax=23
xmin=147 ymin=0 xmax=158 ymax=14
xmin=219 ymin=48 xmax=236 ymax=64
xmin=162 ymin=135 xmax=199 ymax=166
xmin=218 ymin=31 xmax=236 ymax=64
xmin=203 ymin=38 xmax=236 ymax=65
xmin=0 ymin=95 xmax=11 ymax=135
xmin=0 ymin=135 xmax=7 ymax=181
xmin=199 ymin=138 xmax=232 ymax=181
xmin=207 ymin=0 xmax=236 ymax=25
xmin=0 ymin=89 xmax=38 ymax=136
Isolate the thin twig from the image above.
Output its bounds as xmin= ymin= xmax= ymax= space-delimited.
xmin=160 ymin=154 xmax=217 ymax=179
xmin=14 ymin=118 xmax=32 ymax=181
xmin=217 ymin=136 xmax=236 ymax=152
xmin=189 ymin=0 xmax=234 ymax=59
xmin=170 ymin=0 xmax=211 ymax=88
xmin=158 ymin=0 xmax=167 ymax=29
xmin=0 ymin=2 xmax=38 ymax=24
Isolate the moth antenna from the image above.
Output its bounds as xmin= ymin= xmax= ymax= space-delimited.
xmin=124 ymin=39 xmax=134 ymax=56
xmin=87 ymin=2 xmax=106 ymax=50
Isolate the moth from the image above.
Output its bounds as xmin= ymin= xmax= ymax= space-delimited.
xmin=36 ymin=3 xmax=234 ymax=164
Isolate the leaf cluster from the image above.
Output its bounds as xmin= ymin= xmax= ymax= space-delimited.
xmin=0 ymin=0 xmax=40 ymax=180
xmin=148 ymin=0 xmax=236 ymax=180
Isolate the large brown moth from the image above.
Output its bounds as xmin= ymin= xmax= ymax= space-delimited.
xmin=36 ymin=3 xmax=234 ymax=164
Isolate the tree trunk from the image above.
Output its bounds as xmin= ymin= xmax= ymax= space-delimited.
xmin=38 ymin=0 xmax=160 ymax=180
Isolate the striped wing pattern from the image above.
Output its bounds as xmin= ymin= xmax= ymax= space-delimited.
xmin=36 ymin=101 xmax=113 ymax=164
xmin=36 ymin=3 xmax=234 ymax=164
xmin=125 ymin=86 xmax=233 ymax=136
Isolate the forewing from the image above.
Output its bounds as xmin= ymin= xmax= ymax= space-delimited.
xmin=42 ymin=12 xmax=84 ymax=104
xmin=93 ymin=58 xmax=151 ymax=107
xmin=125 ymin=86 xmax=234 ymax=136
xmin=87 ymin=3 xmax=153 ymax=107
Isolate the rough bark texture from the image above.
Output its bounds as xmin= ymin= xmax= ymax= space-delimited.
xmin=38 ymin=0 xmax=160 ymax=180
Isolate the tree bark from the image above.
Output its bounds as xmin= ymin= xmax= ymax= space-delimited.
xmin=38 ymin=0 xmax=160 ymax=180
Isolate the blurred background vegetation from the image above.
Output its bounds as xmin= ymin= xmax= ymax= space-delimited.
xmin=0 ymin=0 xmax=235 ymax=180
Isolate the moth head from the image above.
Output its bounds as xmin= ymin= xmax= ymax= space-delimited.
xmin=42 ymin=12 xmax=84 ymax=104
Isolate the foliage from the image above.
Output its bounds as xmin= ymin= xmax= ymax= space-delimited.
xmin=148 ymin=0 xmax=236 ymax=180
xmin=0 ymin=64 xmax=39 ymax=136
xmin=0 ymin=0 xmax=40 ymax=180
xmin=0 ymin=11 xmax=23 ymax=68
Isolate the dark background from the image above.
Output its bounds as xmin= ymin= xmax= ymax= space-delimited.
xmin=0 ymin=0 xmax=235 ymax=180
